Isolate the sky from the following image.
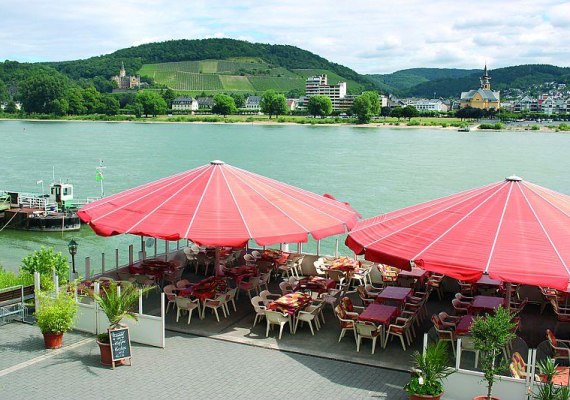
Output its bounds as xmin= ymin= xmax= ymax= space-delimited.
xmin=2 ymin=0 xmax=570 ymax=74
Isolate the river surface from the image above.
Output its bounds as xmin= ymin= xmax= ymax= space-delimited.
xmin=1 ymin=120 xmax=569 ymax=274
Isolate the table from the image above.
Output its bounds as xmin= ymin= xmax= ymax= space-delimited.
xmin=358 ymin=304 xmax=399 ymax=326
xmin=469 ymin=296 xmax=505 ymax=314
xmin=455 ymin=315 xmax=475 ymax=336
xmin=267 ymin=292 xmax=312 ymax=316
xmin=375 ymin=287 xmax=413 ymax=306
xmin=398 ymin=267 xmax=428 ymax=286
xmin=294 ymin=277 xmax=336 ymax=294
xmin=326 ymin=257 xmax=359 ymax=273
xmin=224 ymin=266 xmax=258 ymax=286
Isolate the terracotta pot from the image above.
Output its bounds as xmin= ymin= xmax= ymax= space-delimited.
xmin=97 ymin=340 xmax=124 ymax=367
xmin=473 ymin=396 xmax=500 ymax=400
xmin=409 ymin=393 xmax=443 ymax=400
xmin=43 ymin=332 xmax=63 ymax=349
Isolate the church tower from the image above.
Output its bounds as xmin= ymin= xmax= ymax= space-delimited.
xmin=480 ymin=64 xmax=491 ymax=90
xmin=119 ymin=62 xmax=126 ymax=78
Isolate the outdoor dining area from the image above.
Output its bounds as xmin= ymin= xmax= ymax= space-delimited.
xmin=76 ymin=163 xmax=570 ymax=383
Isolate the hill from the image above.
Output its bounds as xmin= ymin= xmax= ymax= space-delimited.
xmin=366 ymin=68 xmax=480 ymax=94
xmin=45 ymin=38 xmax=376 ymax=94
xmin=402 ymin=64 xmax=570 ymax=98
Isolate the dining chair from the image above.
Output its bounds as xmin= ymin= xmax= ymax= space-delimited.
xmin=175 ymin=297 xmax=200 ymax=324
xmin=259 ymin=289 xmax=281 ymax=306
xmin=294 ymin=307 xmax=321 ymax=335
xmin=250 ymin=296 xmax=267 ymax=328
xmin=238 ymin=276 xmax=260 ymax=300
xmin=265 ymin=310 xmax=292 ymax=340
xmin=163 ymin=284 xmax=178 ymax=314
xmin=384 ymin=317 xmax=413 ymax=350
xmin=204 ymin=294 xmax=228 ymax=322
xmin=334 ymin=305 xmax=357 ymax=343
xmin=546 ymin=329 xmax=570 ymax=364
xmin=355 ymin=321 xmax=382 ymax=354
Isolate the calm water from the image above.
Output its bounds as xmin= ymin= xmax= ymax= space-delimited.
xmin=1 ymin=120 xmax=569 ymax=273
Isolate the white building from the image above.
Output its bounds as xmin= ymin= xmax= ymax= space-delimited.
xmin=172 ymin=97 xmax=198 ymax=112
xmin=303 ymin=74 xmax=348 ymax=111
xmin=409 ymin=99 xmax=448 ymax=112
xmin=245 ymin=96 xmax=262 ymax=110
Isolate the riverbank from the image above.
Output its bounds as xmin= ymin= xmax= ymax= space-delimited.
xmin=1 ymin=114 xmax=568 ymax=133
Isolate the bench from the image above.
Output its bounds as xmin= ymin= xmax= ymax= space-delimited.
xmin=0 ymin=285 xmax=33 ymax=325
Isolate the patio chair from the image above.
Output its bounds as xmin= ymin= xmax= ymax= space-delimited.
xmin=460 ymin=336 xmax=480 ymax=368
xmin=319 ymin=284 xmax=348 ymax=313
xmin=539 ymin=287 xmax=558 ymax=314
xmin=279 ymin=281 xmax=295 ymax=295
xmin=431 ymin=314 xmax=456 ymax=356
xmin=455 ymin=292 xmax=474 ymax=303
xmin=204 ymin=294 xmax=228 ymax=322
xmin=452 ymin=298 xmax=470 ymax=315
xmin=259 ymin=289 xmax=281 ymax=306
xmin=313 ymin=259 xmax=327 ymax=277
xmin=223 ymin=288 xmax=238 ymax=314
xmin=244 ymin=254 xmax=257 ymax=266
xmin=327 ymin=269 xmax=346 ymax=289
xmin=384 ymin=317 xmax=413 ymax=350
xmin=340 ymin=296 xmax=365 ymax=316
xmin=546 ymin=329 xmax=570 ymax=364
xmin=355 ymin=321 xmax=382 ymax=354
xmin=250 ymin=296 xmax=267 ymax=328
xmin=175 ymin=297 xmax=200 ymax=324
xmin=294 ymin=307 xmax=321 ymax=335
xmin=356 ymin=285 xmax=377 ymax=306
xmin=196 ymin=252 xmax=213 ymax=275
xmin=458 ymin=281 xmax=476 ymax=296
xmin=258 ymin=272 xmax=271 ymax=292
xmin=427 ymin=274 xmax=444 ymax=300
xmin=438 ymin=311 xmax=461 ymax=329
xmin=350 ymin=267 xmax=370 ymax=289
xmin=175 ymin=279 xmax=191 ymax=289
xmin=163 ymin=284 xmax=178 ymax=314
xmin=265 ymin=310 xmax=292 ymax=340
xmin=251 ymin=250 xmax=262 ymax=260
xmin=334 ymin=305 xmax=357 ymax=343
xmin=549 ymin=299 xmax=570 ymax=332
xmin=238 ymin=276 xmax=260 ymax=300
xmin=510 ymin=298 xmax=528 ymax=316
xmin=290 ymin=255 xmax=306 ymax=280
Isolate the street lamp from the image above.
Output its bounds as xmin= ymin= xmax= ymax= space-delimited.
xmin=68 ymin=239 xmax=78 ymax=276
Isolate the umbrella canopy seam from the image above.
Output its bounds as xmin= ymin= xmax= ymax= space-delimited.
xmin=349 ymin=182 xmax=501 ymax=234
xmin=412 ymin=182 xmax=506 ymax=262
xmin=219 ymin=166 xmax=254 ymax=239
xmin=518 ymin=182 xmax=570 ymax=276
xmin=183 ymin=165 xmax=217 ymax=238
xmin=525 ymin=182 xmax=570 ymax=219
xmin=483 ymin=182 xmax=514 ymax=274
xmin=361 ymin=183 xmax=503 ymax=249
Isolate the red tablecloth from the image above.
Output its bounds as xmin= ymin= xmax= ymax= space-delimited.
xmin=469 ymin=296 xmax=505 ymax=314
xmin=476 ymin=276 xmax=502 ymax=287
xmin=358 ymin=304 xmax=399 ymax=326
xmin=375 ymin=287 xmax=413 ymax=304
xmin=398 ymin=267 xmax=428 ymax=285
xmin=267 ymin=292 xmax=312 ymax=315
xmin=328 ymin=257 xmax=359 ymax=273
xmin=225 ymin=266 xmax=258 ymax=285
xmin=180 ymin=277 xmax=227 ymax=301
xmin=455 ymin=315 xmax=475 ymax=336
xmin=294 ymin=277 xmax=336 ymax=294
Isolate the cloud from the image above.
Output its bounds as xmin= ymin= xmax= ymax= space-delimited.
xmin=0 ymin=0 xmax=569 ymax=74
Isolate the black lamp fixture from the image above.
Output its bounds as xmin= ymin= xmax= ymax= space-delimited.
xmin=68 ymin=239 xmax=78 ymax=274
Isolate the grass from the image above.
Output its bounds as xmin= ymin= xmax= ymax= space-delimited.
xmin=219 ymin=75 xmax=255 ymax=91
xmin=478 ymin=122 xmax=505 ymax=130
xmin=0 ymin=267 xmax=34 ymax=290
xmin=198 ymin=60 xmax=218 ymax=74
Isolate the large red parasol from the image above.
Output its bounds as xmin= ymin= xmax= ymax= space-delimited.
xmin=346 ymin=176 xmax=570 ymax=290
xmin=78 ymin=161 xmax=360 ymax=248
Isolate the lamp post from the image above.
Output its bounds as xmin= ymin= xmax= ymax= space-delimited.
xmin=68 ymin=239 xmax=78 ymax=279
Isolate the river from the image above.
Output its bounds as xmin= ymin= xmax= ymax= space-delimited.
xmin=1 ymin=120 xmax=569 ymax=274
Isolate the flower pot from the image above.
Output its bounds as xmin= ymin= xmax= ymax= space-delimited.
xmin=97 ymin=340 xmax=124 ymax=367
xmin=409 ymin=393 xmax=443 ymax=400
xmin=43 ymin=332 xmax=64 ymax=349
xmin=473 ymin=396 xmax=500 ymax=400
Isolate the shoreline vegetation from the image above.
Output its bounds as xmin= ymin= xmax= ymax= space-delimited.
xmin=1 ymin=114 xmax=568 ymax=132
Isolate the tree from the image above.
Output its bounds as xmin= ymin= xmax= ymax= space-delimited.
xmin=19 ymin=72 xmax=69 ymax=113
xmin=212 ymin=94 xmax=237 ymax=116
xmin=135 ymin=90 xmax=167 ymax=117
xmin=97 ymin=95 xmax=120 ymax=116
xmin=390 ymin=106 xmax=404 ymax=119
xmin=456 ymin=106 xmax=483 ymax=120
xmin=4 ymin=100 xmax=18 ymax=114
xmin=352 ymin=91 xmax=380 ymax=124
xmin=65 ymin=87 xmax=86 ymax=115
xmin=286 ymin=88 xmax=303 ymax=98
xmin=230 ymin=93 xmax=245 ymax=108
xmin=160 ymin=88 xmax=176 ymax=108
xmin=260 ymin=90 xmax=288 ymax=118
xmin=307 ymin=95 xmax=332 ymax=118
xmin=402 ymin=105 xmax=419 ymax=120
xmin=127 ymin=102 xmax=144 ymax=118
xmin=0 ymin=79 xmax=8 ymax=102
xmin=50 ymin=98 xmax=69 ymax=116
xmin=81 ymin=86 xmax=103 ymax=114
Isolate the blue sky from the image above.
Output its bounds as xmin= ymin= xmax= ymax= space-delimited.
xmin=2 ymin=0 xmax=569 ymax=74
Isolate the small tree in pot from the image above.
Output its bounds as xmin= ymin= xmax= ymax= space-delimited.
xmin=35 ymin=291 xmax=78 ymax=349
xmin=404 ymin=341 xmax=454 ymax=400
xmin=94 ymin=281 xmax=142 ymax=366
xmin=470 ymin=307 xmax=516 ymax=400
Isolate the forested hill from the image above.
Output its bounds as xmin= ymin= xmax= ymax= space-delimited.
xmin=44 ymin=38 xmax=376 ymax=90
xmin=402 ymin=64 xmax=570 ymax=97
xmin=367 ymin=68 xmax=479 ymax=94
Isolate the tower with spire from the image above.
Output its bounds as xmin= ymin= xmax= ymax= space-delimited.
xmin=480 ymin=63 xmax=491 ymax=90
xmin=111 ymin=62 xmax=141 ymax=90
xmin=119 ymin=62 xmax=126 ymax=78
xmin=459 ymin=63 xmax=501 ymax=110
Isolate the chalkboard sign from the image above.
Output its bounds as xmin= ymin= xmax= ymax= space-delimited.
xmin=109 ymin=327 xmax=132 ymax=368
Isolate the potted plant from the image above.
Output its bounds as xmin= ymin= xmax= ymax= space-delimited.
xmin=35 ymin=291 xmax=78 ymax=349
xmin=470 ymin=307 xmax=516 ymax=400
xmin=404 ymin=341 xmax=454 ymax=400
xmin=94 ymin=281 xmax=141 ymax=366
xmin=533 ymin=358 xmax=570 ymax=400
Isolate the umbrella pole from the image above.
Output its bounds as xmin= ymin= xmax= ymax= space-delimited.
xmin=141 ymin=236 xmax=144 ymax=253
xmin=505 ymin=282 xmax=512 ymax=311
xmin=215 ymin=247 xmax=221 ymax=276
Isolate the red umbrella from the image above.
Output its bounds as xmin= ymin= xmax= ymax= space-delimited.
xmin=78 ymin=161 xmax=360 ymax=248
xmin=346 ymin=176 xmax=570 ymax=290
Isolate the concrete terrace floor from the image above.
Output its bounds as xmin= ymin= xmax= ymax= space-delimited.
xmin=0 ymin=322 xmax=409 ymax=400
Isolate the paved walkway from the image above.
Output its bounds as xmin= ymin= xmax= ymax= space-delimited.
xmin=0 ymin=323 xmax=409 ymax=399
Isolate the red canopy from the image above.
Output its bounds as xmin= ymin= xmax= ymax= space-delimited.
xmin=346 ymin=176 xmax=570 ymax=290
xmin=78 ymin=161 xmax=360 ymax=248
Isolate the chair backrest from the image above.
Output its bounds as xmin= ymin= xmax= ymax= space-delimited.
xmin=265 ymin=310 xmax=287 ymax=323
xmin=259 ymin=272 xmax=271 ymax=284
xmin=279 ymin=281 xmax=293 ymax=294
xmin=251 ymin=250 xmax=261 ymax=258
xmin=356 ymin=285 xmax=368 ymax=300
xmin=355 ymin=321 xmax=377 ymax=337
xmin=452 ymin=298 xmax=467 ymax=310
xmin=191 ymin=245 xmax=200 ymax=253
xmin=176 ymin=279 xmax=191 ymax=289
xmin=164 ymin=285 xmax=177 ymax=296
xmin=244 ymin=254 xmax=255 ymax=262
xmin=250 ymin=296 xmax=265 ymax=312
xmin=438 ymin=311 xmax=451 ymax=322
xmin=328 ymin=269 xmax=345 ymax=283
xmin=226 ymin=287 xmax=237 ymax=299
xmin=340 ymin=297 xmax=354 ymax=312
xmin=546 ymin=329 xmax=558 ymax=347
xmin=175 ymin=297 xmax=192 ymax=308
